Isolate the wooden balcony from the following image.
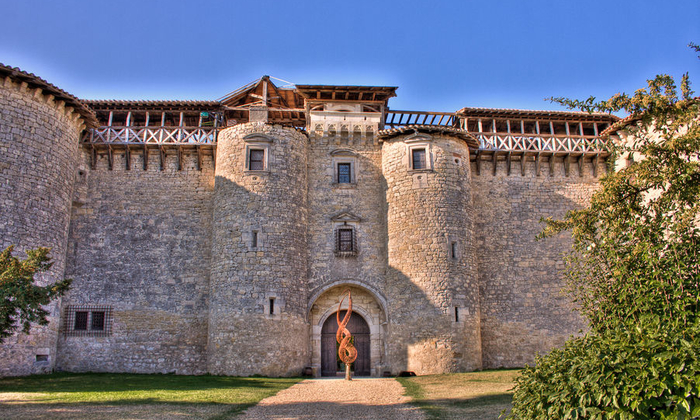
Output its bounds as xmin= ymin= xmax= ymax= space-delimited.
xmin=82 ymin=126 xmax=218 ymax=145
xmin=474 ymin=132 xmax=607 ymax=154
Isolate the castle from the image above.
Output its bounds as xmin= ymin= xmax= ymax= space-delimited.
xmin=0 ymin=64 xmax=619 ymax=377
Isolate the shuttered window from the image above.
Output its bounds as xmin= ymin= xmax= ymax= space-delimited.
xmin=412 ymin=148 xmax=427 ymax=169
xmin=249 ymin=149 xmax=265 ymax=170
xmin=337 ymin=163 xmax=351 ymax=183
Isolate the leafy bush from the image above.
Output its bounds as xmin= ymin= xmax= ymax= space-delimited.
xmin=508 ymin=48 xmax=700 ymax=419
xmin=0 ymin=246 xmax=71 ymax=342
xmin=509 ymin=319 xmax=700 ymax=419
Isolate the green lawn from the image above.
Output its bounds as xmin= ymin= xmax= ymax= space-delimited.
xmin=0 ymin=372 xmax=300 ymax=420
xmin=397 ymin=369 xmax=520 ymax=420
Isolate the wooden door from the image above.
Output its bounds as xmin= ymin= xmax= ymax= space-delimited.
xmin=321 ymin=311 xmax=371 ymax=376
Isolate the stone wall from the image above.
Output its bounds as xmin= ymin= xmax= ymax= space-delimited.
xmin=57 ymin=149 xmax=214 ymax=374
xmin=208 ymin=123 xmax=309 ymax=376
xmin=382 ymin=133 xmax=482 ymax=375
xmin=472 ymin=156 xmax=603 ymax=368
xmin=0 ymin=76 xmax=85 ymax=376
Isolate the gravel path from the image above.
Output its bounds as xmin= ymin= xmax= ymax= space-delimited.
xmin=236 ymin=378 xmax=426 ymax=419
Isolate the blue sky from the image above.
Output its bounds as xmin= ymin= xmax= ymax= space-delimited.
xmin=1 ymin=0 xmax=698 ymax=113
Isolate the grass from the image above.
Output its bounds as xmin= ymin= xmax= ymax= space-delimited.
xmin=397 ymin=369 xmax=520 ymax=420
xmin=0 ymin=372 xmax=301 ymax=420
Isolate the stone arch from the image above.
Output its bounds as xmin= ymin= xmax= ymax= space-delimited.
xmin=307 ymin=279 xmax=389 ymax=322
xmin=308 ymin=283 xmax=387 ymax=377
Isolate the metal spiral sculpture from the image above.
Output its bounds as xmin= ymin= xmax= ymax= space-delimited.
xmin=336 ymin=289 xmax=358 ymax=366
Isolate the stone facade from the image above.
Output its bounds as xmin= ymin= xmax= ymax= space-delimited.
xmin=0 ymin=66 xmax=617 ymax=377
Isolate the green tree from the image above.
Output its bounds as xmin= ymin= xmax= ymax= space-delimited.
xmin=507 ymin=57 xmax=700 ymax=418
xmin=0 ymin=246 xmax=71 ymax=343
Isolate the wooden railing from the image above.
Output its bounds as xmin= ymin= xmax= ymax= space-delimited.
xmin=82 ymin=126 xmax=218 ymax=145
xmin=475 ymin=133 xmax=608 ymax=153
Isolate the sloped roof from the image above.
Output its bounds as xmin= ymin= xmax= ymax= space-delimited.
xmin=0 ymin=63 xmax=97 ymax=127
xmin=84 ymin=99 xmax=222 ymax=111
xmin=219 ymin=76 xmax=304 ymax=110
xmin=378 ymin=125 xmax=479 ymax=148
xmin=296 ymin=85 xmax=397 ymax=105
xmin=457 ymin=106 xmax=619 ymax=122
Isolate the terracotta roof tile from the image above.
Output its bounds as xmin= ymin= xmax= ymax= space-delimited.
xmin=0 ymin=63 xmax=97 ymax=127
xmin=378 ymin=125 xmax=479 ymax=148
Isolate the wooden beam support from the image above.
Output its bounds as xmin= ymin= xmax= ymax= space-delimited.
xmin=521 ymin=153 xmax=527 ymax=176
xmin=159 ymin=146 xmax=165 ymax=171
xmin=492 ymin=152 xmax=498 ymax=176
xmin=107 ymin=145 xmax=113 ymax=171
xmin=143 ymin=145 xmax=149 ymax=171
xmin=196 ymin=145 xmax=203 ymax=171
xmin=535 ymin=152 xmax=541 ymax=177
xmin=549 ymin=154 xmax=555 ymax=177
xmin=593 ymin=153 xmax=600 ymax=177
xmin=565 ymin=154 xmax=571 ymax=177
xmin=577 ymin=156 xmax=584 ymax=177
xmin=475 ymin=150 xmax=481 ymax=176
xmin=90 ymin=145 xmax=97 ymax=170
xmin=506 ymin=152 xmax=512 ymax=176
xmin=125 ymin=145 xmax=131 ymax=170
xmin=212 ymin=145 xmax=217 ymax=170
xmin=177 ymin=147 xmax=183 ymax=171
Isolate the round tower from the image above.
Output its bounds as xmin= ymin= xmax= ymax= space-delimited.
xmin=0 ymin=65 xmax=96 ymax=375
xmin=381 ymin=128 xmax=482 ymax=374
xmin=208 ymin=122 xmax=309 ymax=376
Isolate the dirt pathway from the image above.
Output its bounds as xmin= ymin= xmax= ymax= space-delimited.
xmin=235 ymin=378 xmax=426 ymax=419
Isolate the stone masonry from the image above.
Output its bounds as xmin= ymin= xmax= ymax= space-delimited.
xmin=0 ymin=66 xmax=618 ymax=377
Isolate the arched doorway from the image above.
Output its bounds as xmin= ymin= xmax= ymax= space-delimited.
xmin=321 ymin=310 xmax=371 ymax=376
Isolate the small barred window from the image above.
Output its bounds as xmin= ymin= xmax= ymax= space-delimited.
xmin=74 ymin=311 xmax=88 ymax=330
xmin=334 ymin=226 xmax=357 ymax=257
xmin=64 ymin=305 xmax=113 ymax=337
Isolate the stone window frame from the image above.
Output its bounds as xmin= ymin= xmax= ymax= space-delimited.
xmin=243 ymin=134 xmax=272 ymax=173
xmin=63 ymin=305 xmax=113 ymax=337
xmin=405 ymin=134 xmax=434 ymax=172
xmin=263 ymin=293 xmax=283 ymax=318
xmin=447 ymin=235 xmax=461 ymax=261
xmin=330 ymin=149 xmax=358 ymax=187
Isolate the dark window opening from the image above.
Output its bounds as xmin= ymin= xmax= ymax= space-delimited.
xmin=252 ymin=231 xmax=258 ymax=248
xmin=269 ymin=298 xmax=275 ymax=315
xmin=451 ymin=241 xmax=458 ymax=260
xmin=35 ymin=354 xmax=49 ymax=362
xmin=337 ymin=163 xmax=351 ymax=183
xmin=412 ymin=148 xmax=427 ymax=170
xmin=74 ymin=311 xmax=88 ymax=330
xmin=455 ymin=307 xmax=459 ymax=322
xmin=91 ymin=311 xmax=105 ymax=331
xmin=338 ymin=228 xmax=354 ymax=252
xmin=249 ymin=149 xmax=265 ymax=170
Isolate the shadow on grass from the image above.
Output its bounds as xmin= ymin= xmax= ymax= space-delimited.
xmin=0 ymin=372 xmax=301 ymax=412
xmin=0 ymin=372 xmax=297 ymax=393
xmin=410 ymin=394 xmax=513 ymax=420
